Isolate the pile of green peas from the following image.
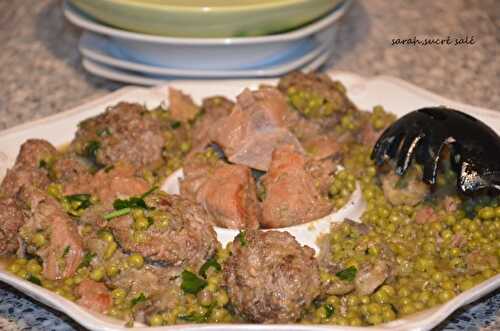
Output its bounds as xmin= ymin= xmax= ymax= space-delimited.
xmin=311 ymin=143 xmax=500 ymax=326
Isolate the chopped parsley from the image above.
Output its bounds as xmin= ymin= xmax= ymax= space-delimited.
xmin=84 ymin=140 xmax=101 ymax=159
xmin=336 ymin=266 xmax=357 ymax=282
xmin=27 ymin=274 xmax=42 ymax=286
xmin=131 ymin=293 xmax=147 ymax=306
xmin=171 ymin=121 xmax=181 ymax=129
xmin=79 ymin=252 xmax=96 ymax=268
xmin=62 ymin=245 xmax=70 ymax=257
xmin=235 ymin=230 xmax=247 ymax=246
xmin=181 ymin=270 xmax=207 ymax=294
xmin=199 ymin=258 xmax=221 ymax=278
xmin=104 ymin=186 xmax=158 ymax=220
xmin=325 ymin=303 xmax=335 ymax=318
xmin=96 ymin=128 xmax=111 ymax=137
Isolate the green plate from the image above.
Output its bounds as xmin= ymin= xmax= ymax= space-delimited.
xmin=69 ymin=0 xmax=344 ymax=38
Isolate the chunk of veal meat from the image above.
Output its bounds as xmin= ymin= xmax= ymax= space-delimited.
xmin=64 ymin=163 xmax=150 ymax=208
xmin=0 ymin=198 xmax=26 ymax=255
xmin=354 ymin=260 xmax=390 ymax=295
xmin=0 ymin=139 xmax=57 ymax=197
xmin=75 ymin=279 xmax=113 ymax=314
xmin=180 ymin=151 xmax=260 ymax=229
xmin=196 ymin=163 xmax=260 ymax=229
xmin=210 ymin=87 xmax=302 ymax=171
xmin=260 ymin=145 xmax=332 ymax=228
xmin=380 ymin=167 xmax=430 ymax=206
xmin=191 ymin=96 xmax=234 ymax=150
xmin=168 ymin=87 xmax=199 ymax=123
xmin=109 ymin=193 xmax=217 ymax=270
xmin=19 ymin=187 xmax=84 ymax=280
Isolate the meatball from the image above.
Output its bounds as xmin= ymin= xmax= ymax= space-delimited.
xmin=224 ymin=230 xmax=320 ymax=323
xmin=71 ymin=102 xmax=165 ymax=171
xmin=108 ymin=193 xmax=218 ymax=270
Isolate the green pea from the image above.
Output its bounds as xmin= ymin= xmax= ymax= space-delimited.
xmin=148 ymin=314 xmax=163 ymax=326
xmin=90 ymin=267 xmax=105 ymax=281
xmin=106 ymin=264 xmax=120 ymax=278
xmin=128 ymin=253 xmax=144 ymax=269
xmin=32 ymin=233 xmax=46 ymax=248
xmin=104 ymin=241 xmax=118 ymax=260
xmin=112 ymin=288 xmax=127 ymax=300
xmin=134 ymin=216 xmax=150 ymax=231
xmin=26 ymin=260 xmax=42 ymax=274
xmin=99 ymin=231 xmax=114 ymax=243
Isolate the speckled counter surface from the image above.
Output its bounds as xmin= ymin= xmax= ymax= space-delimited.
xmin=0 ymin=0 xmax=499 ymax=330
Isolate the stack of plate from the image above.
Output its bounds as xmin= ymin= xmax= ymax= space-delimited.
xmin=63 ymin=0 xmax=351 ymax=85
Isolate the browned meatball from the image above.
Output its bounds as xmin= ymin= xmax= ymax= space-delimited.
xmin=0 ymin=198 xmax=26 ymax=255
xmin=71 ymin=102 xmax=165 ymax=171
xmin=108 ymin=193 xmax=218 ymax=270
xmin=224 ymin=230 xmax=320 ymax=323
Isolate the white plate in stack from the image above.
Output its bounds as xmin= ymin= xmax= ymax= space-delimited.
xmin=63 ymin=0 xmax=352 ymax=85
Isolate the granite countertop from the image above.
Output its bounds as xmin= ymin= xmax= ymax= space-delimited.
xmin=0 ymin=0 xmax=499 ymax=330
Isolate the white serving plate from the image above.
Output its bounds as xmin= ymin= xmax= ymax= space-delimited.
xmin=63 ymin=0 xmax=350 ymax=70
xmin=0 ymin=72 xmax=499 ymax=331
xmin=79 ymin=27 xmax=335 ymax=78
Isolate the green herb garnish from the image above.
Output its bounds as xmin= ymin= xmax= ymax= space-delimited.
xmin=85 ymin=140 xmax=101 ymax=159
xmin=96 ymin=128 xmax=111 ymax=137
xmin=199 ymin=258 xmax=221 ymax=278
xmin=324 ymin=303 xmax=335 ymax=318
xmin=65 ymin=193 xmax=92 ymax=210
xmin=27 ymin=274 xmax=42 ymax=286
xmin=336 ymin=266 xmax=357 ymax=282
xmin=178 ymin=313 xmax=208 ymax=323
xmin=103 ymin=208 xmax=131 ymax=220
xmin=171 ymin=121 xmax=181 ymax=129
xmin=181 ymin=270 xmax=207 ymax=294
xmin=62 ymin=245 xmax=70 ymax=257
xmin=131 ymin=292 xmax=146 ymax=306
xmin=235 ymin=230 xmax=247 ymax=246
xmin=79 ymin=252 xmax=96 ymax=268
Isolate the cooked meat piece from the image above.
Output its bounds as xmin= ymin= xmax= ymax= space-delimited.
xmin=75 ymin=279 xmax=113 ymax=314
xmin=465 ymin=250 xmax=499 ymax=274
xmin=180 ymin=149 xmax=260 ymax=229
xmin=260 ymin=145 xmax=332 ymax=228
xmin=324 ymin=278 xmax=355 ymax=296
xmin=15 ymin=139 xmax=57 ymax=168
xmin=52 ymin=156 xmax=91 ymax=184
xmin=179 ymin=149 xmax=223 ymax=200
xmin=442 ymin=196 xmax=460 ymax=213
xmin=284 ymin=110 xmax=323 ymax=141
xmin=414 ymin=206 xmax=439 ymax=224
xmin=71 ymin=102 xmax=165 ymax=171
xmin=380 ymin=167 xmax=430 ymax=206
xmin=19 ymin=187 xmax=84 ymax=280
xmin=303 ymin=135 xmax=340 ymax=161
xmin=109 ymin=193 xmax=217 ymax=270
xmin=191 ymin=96 xmax=234 ymax=150
xmin=0 ymin=198 xmax=26 ymax=255
xmin=278 ymin=71 xmax=356 ymax=127
xmin=210 ymin=87 xmax=302 ymax=171
xmin=0 ymin=139 xmax=57 ymax=198
xmin=0 ymin=165 xmax=51 ymax=198
xmin=224 ymin=230 xmax=320 ymax=323
xmin=304 ymin=158 xmax=336 ymax=196
xmin=168 ymin=87 xmax=199 ymax=123
xmin=196 ymin=163 xmax=260 ymax=229
xmin=354 ymin=260 xmax=389 ymax=295
xmin=63 ymin=163 xmax=150 ymax=208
